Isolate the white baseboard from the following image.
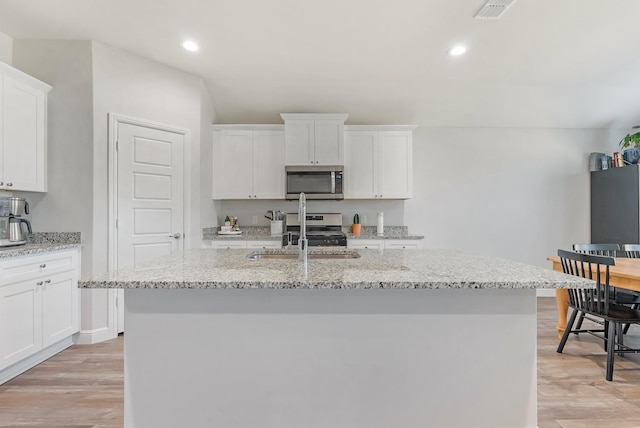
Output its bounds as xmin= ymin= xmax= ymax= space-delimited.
xmin=75 ymin=327 xmax=113 ymax=345
xmin=0 ymin=337 xmax=73 ymax=385
xmin=536 ymin=289 xmax=556 ymax=298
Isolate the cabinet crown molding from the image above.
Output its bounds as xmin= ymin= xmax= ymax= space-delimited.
xmin=0 ymin=61 xmax=52 ymax=93
xmin=344 ymin=125 xmax=417 ymax=132
xmin=280 ymin=113 xmax=349 ymax=122
xmin=212 ymin=124 xmax=284 ymax=131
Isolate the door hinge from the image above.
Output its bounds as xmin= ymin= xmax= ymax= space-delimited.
xmin=115 ymin=218 xmax=118 ymax=229
xmin=115 ymin=140 xmax=118 ymax=151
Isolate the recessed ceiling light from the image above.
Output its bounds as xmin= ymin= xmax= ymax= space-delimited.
xmin=448 ymin=45 xmax=467 ymax=56
xmin=181 ymin=40 xmax=199 ymax=52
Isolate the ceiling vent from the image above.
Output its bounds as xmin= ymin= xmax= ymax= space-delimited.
xmin=474 ymin=0 xmax=516 ymax=19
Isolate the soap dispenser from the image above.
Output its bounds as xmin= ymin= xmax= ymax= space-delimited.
xmin=377 ymin=212 xmax=384 ymax=236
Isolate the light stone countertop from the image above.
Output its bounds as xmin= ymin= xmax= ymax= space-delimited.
xmin=78 ymin=248 xmax=591 ymax=290
xmin=0 ymin=232 xmax=82 ymax=259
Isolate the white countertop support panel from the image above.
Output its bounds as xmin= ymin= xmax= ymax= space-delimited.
xmin=124 ymin=288 xmax=537 ymax=428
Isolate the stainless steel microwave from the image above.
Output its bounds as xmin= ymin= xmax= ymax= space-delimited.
xmin=285 ymin=165 xmax=344 ymax=200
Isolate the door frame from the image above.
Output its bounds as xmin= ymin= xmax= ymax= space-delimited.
xmin=107 ymin=113 xmax=191 ymax=337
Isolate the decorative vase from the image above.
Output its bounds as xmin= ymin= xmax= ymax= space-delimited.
xmin=623 ymin=148 xmax=640 ymax=165
xmin=352 ymin=224 xmax=361 ymax=236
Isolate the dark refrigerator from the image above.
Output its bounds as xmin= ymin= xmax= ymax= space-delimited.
xmin=591 ymin=165 xmax=640 ymax=245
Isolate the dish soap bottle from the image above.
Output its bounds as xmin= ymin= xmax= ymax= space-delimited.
xmin=377 ymin=212 xmax=384 ymax=236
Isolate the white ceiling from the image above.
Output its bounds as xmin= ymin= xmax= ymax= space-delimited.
xmin=1 ymin=0 xmax=640 ymax=128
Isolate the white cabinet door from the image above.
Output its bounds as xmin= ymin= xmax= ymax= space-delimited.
xmin=209 ymin=240 xmax=246 ymax=249
xmin=282 ymin=115 xmax=347 ymax=166
xmin=384 ymin=240 xmax=422 ymax=249
xmin=41 ymin=270 xmax=79 ymax=348
xmin=1 ymin=75 xmax=47 ymax=192
xmin=253 ymin=131 xmax=285 ymax=199
xmin=314 ymin=120 xmax=344 ymax=165
xmin=213 ymin=130 xmax=254 ymax=199
xmin=213 ymin=128 xmax=285 ymax=200
xmin=378 ymin=132 xmax=413 ymax=199
xmin=347 ymin=240 xmax=385 ymax=250
xmin=344 ymin=128 xmax=414 ymax=200
xmin=284 ymin=120 xmax=314 ymax=165
xmin=344 ymin=131 xmax=377 ymax=198
xmin=0 ymin=280 xmax=42 ymax=370
xmin=246 ymin=240 xmax=282 ymax=249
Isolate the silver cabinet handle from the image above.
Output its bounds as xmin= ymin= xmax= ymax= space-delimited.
xmin=40 ymin=264 xmax=46 ymax=268
xmin=6 ymin=182 xmax=12 ymax=187
xmin=170 ymin=233 xmax=181 ymax=239
xmin=310 ymin=161 xmax=314 ymax=164
xmin=45 ymin=279 xmax=51 ymax=284
xmin=36 ymin=281 xmax=43 ymax=286
xmin=0 ymin=182 xmax=3 ymax=186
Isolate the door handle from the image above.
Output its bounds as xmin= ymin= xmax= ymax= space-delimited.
xmin=170 ymin=233 xmax=181 ymax=239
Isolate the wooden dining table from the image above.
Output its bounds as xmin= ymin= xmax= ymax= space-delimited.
xmin=548 ymin=256 xmax=640 ymax=338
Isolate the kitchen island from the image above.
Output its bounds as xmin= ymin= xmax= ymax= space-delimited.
xmin=80 ymin=248 xmax=591 ymax=428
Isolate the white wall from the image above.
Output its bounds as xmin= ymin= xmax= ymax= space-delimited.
xmin=200 ymin=82 xmax=217 ymax=230
xmin=406 ymin=127 xmax=619 ymax=268
xmin=91 ymin=41 xmax=206 ymax=274
xmin=11 ymin=40 xmax=96 ymax=329
xmin=11 ymin=40 xmax=212 ymax=341
xmin=0 ymin=31 xmax=12 ymax=65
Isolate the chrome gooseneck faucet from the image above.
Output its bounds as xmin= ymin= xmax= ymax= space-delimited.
xmin=298 ymin=192 xmax=307 ymax=262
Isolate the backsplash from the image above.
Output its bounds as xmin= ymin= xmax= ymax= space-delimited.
xmin=342 ymin=226 xmax=409 ymax=236
xmin=215 ymin=199 xmax=406 ymax=228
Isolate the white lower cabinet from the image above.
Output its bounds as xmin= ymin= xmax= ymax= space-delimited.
xmin=348 ymin=239 xmax=422 ymax=250
xmin=0 ymin=249 xmax=80 ymax=381
xmin=205 ymin=240 xmax=281 ymax=250
xmin=384 ymin=240 xmax=423 ymax=250
xmin=347 ymin=239 xmax=385 ymax=250
xmin=246 ymin=240 xmax=282 ymax=249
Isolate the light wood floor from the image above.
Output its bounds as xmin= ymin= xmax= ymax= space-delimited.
xmin=1 ymin=297 xmax=639 ymax=427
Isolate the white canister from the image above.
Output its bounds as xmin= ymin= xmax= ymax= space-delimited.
xmin=377 ymin=212 xmax=384 ymax=236
xmin=271 ymin=220 xmax=283 ymax=236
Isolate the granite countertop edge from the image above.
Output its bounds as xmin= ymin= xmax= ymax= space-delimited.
xmin=0 ymin=242 xmax=83 ymax=259
xmin=79 ymin=280 xmax=588 ymax=290
xmin=78 ymin=248 xmax=591 ymax=290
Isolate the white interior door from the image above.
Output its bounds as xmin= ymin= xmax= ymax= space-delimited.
xmin=115 ymin=120 xmax=185 ymax=333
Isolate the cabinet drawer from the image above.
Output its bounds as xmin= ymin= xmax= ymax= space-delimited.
xmin=246 ymin=241 xmax=281 ymax=249
xmin=385 ymin=241 xmax=422 ymax=250
xmin=347 ymin=240 xmax=384 ymax=250
xmin=209 ymin=241 xmax=246 ymax=249
xmin=0 ymin=250 xmax=78 ymax=286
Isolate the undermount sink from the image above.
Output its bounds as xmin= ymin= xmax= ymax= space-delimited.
xmin=247 ymin=250 xmax=360 ymax=260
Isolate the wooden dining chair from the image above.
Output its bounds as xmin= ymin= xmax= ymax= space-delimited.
xmin=557 ymin=249 xmax=640 ymax=381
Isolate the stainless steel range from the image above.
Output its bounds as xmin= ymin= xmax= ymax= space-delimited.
xmin=283 ymin=213 xmax=347 ymax=247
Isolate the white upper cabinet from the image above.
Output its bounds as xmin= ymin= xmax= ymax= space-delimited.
xmin=344 ymin=125 xmax=415 ymax=199
xmin=281 ymin=114 xmax=348 ymax=166
xmin=212 ymin=126 xmax=285 ymax=200
xmin=0 ymin=63 xmax=51 ymax=192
